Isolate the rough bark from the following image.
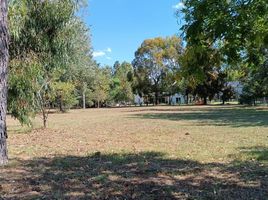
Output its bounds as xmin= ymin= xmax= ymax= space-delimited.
xmin=0 ymin=0 xmax=9 ymax=165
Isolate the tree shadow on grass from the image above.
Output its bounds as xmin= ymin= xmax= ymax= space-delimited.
xmin=123 ymin=105 xmax=242 ymax=113
xmin=131 ymin=107 xmax=268 ymax=127
xmin=238 ymin=146 xmax=268 ymax=162
xmin=1 ymin=150 xmax=267 ymax=200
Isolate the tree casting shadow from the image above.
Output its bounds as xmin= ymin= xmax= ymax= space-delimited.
xmin=1 ymin=149 xmax=267 ymax=200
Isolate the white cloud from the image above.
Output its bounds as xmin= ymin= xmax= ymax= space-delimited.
xmin=106 ymin=56 xmax=112 ymax=60
xmin=93 ymin=51 xmax=106 ymax=58
xmin=93 ymin=47 xmax=112 ymax=58
xmin=172 ymin=2 xmax=185 ymax=9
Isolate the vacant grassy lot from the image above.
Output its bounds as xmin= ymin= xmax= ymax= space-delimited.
xmin=1 ymin=105 xmax=268 ymax=199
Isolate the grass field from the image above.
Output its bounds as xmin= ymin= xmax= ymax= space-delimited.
xmin=1 ymin=105 xmax=268 ymax=199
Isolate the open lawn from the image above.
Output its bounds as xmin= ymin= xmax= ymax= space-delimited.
xmin=1 ymin=105 xmax=268 ymax=199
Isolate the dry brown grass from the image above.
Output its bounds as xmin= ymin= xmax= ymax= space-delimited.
xmin=1 ymin=105 xmax=268 ymax=199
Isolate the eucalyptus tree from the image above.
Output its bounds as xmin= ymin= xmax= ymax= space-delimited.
xmin=8 ymin=0 xmax=90 ymax=127
xmin=60 ymin=18 xmax=95 ymax=109
xmin=0 ymin=0 xmax=9 ymax=165
xmin=133 ymin=36 xmax=184 ymax=104
xmin=60 ymin=43 xmax=96 ymax=110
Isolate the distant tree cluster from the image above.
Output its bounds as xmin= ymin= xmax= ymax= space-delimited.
xmin=5 ymin=0 xmax=267 ymax=128
xmin=130 ymin=0 xmax=267 ymax=106
xmin=0 ymin=0 xmax=267 ymax=164
xmin=131 ymin=35 xmax=235 ymax=105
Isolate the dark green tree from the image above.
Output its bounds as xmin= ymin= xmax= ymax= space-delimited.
xmin=110 ymin=61 xmax=134 ymax=104
xmin=180 ymin=0 xmax=268 ymax=103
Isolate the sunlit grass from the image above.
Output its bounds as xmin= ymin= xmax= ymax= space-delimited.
xmin=2 ymin=106 xmax=268 ymax=199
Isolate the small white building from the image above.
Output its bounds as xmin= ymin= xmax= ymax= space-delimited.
xmin=170 ymin=93 xmax=185 ymax=105
xmin=134 ymin=93 xmax=186 ymax=105
xmin=228 ymin=81 xmax=243 ymax=96
xmin=134 ymin=94 xmax=144 ymax=105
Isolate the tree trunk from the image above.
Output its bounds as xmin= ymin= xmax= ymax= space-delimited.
xmin=97 ymin=100 xmax=100 ymax=108
xmin=59 ymin=95 xmax=63 ymax=112
xmin=82 ymin=92 xmax=86 ymax=109
xmin=42 ymin=109 xmax=47 ymax=128
xmin=203 ymin=97 xmax=207 ymax=105
xmin=82 ymin=82 xmax=87 ymax=109
xmin=155 ymin=92 xmax=159 ymax=105
xmin=0 ymin=0 xmax=9 ymax=165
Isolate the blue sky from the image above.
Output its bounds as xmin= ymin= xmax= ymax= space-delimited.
xmin=82 ymin=0 xmax=185 ymax=66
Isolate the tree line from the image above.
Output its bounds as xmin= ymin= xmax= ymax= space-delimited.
xmin=0 ymin=0 xmax=267 ymax=164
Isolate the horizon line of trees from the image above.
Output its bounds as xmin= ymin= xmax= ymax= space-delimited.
xmin=6 ymin=0 xmax=268 ymax=128
xmin=0 ymin=0 xmax=267 ymax=164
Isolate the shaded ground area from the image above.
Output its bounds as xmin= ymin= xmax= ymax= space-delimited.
xmin=1 ymin=106 xmax=268 ymax=199
xmin=131 ymin=106 xmax=268 ymax=127
xmin=1 ymin=149 xmax=268 ymax=200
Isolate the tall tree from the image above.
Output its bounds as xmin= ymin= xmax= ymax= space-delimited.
xmin=90 ymin=66 xmax=112 ymax=108
xmin=133 ymin=36 xmax=183 ymax=104
xmin=0 ymin=0 xmax=9 ymax=165
xmin=8 ymin=0 xmax=91 ymax=126
xmin=180 ymin=0 xmax=268 ymax=101
xmin=110 ymin=61 xmax=134 ymax=104
xmin=59 ymin=18 xmax=95 ymax=109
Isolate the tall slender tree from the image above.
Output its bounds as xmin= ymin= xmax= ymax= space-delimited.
xmin=0 ymin=0 xmax=9 ymax=165
xmin=110 ymin=61 xmax=134 ymax=104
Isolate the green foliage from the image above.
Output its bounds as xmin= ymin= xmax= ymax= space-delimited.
xmin=180 ymin=43 xmax=225 ymax=104
xmin=8 ymin=55 xmax=42 ymax=125
xmin=60 ymin=20 xmax=96 ymax=109
xmin=180 ymin=0 xmax=268 ymax=102
xmin=53 ymin=82 xmax=78 ymax=112
xmin=133 ymin=36 xmax=184 ymax=103
xmin=89 ymin=67 xmax=112 ymax=107
xmin=221 ymin=86 xmax=234 ymax=104
xmin=8 ymin=0 xmax=92 ymax=126
xmin=110 ymin=61 xmax=134 ymax=103
xmin=240 ymin=62 xmax=268 ymax=105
